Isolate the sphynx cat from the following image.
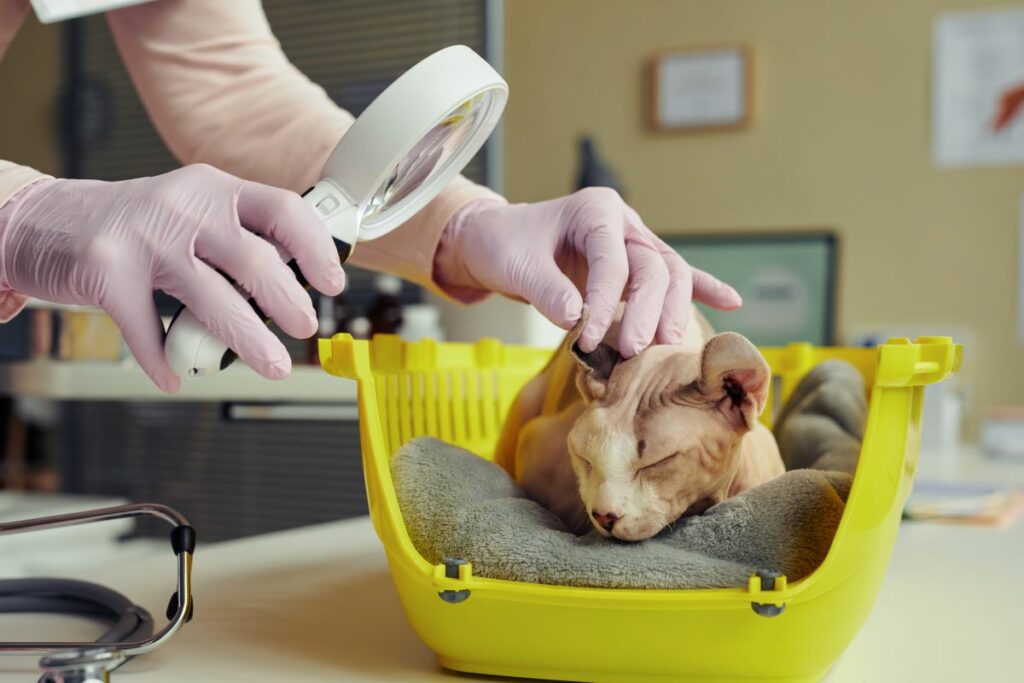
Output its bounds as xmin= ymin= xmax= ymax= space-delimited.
xmin=495 ymin=307 xmax=784 ymax=541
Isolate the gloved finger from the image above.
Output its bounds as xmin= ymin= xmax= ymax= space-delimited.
xmin=164 ymin=259 xmax=292 ymax=380
xmin=618 ymin=237 xmax=671 ymax=357
xmin=691 ymin=266 xmax=742 ymax=310
xmin=104 ymin=290 xmax=181 ymax=393
xmin=515 ymin=257 xmax=584 ymax=330
xmin=577 ymin=223 xmax=629 ymax=352
xmin=195 ymin=216 xmax=317 ymax=339
xmin=650 ymin=240 xmax=694 ymax=346
xmin=235 ymin=181 xmax=346 ymax=296
xmin=622 ymin=210 xmax=697 ymax=347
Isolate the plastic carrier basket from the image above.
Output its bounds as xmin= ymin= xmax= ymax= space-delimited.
xmin=319 ymin=333 xmax=961 ymax=683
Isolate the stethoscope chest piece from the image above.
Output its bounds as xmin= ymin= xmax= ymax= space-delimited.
xmin=38 ymin=648 xmax=126 ymax=683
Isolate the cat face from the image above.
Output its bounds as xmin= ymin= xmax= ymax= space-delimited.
xmin=567 ymin=333 xmax=770 ymax=541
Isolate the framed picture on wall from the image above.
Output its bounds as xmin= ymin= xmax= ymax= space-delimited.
xmin=649 ymin=45 xmax=752 ymax=131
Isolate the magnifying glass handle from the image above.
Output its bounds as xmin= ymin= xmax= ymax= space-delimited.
xmin=163 ymin=182 xmax=356 ymax=380
xmin=172 ymin=240 xmax=352 ymax=376
xmin=234 ymin=237 xmax=353 ymax=330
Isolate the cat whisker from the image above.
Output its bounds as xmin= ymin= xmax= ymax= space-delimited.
xmin=567 ymin=506 xmax=594 ymax=535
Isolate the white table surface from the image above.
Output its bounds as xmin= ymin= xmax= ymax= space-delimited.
xmin=1 ymin=447 xmax=1021 ymax=683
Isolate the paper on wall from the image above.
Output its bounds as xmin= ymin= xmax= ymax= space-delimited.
xmin=1020 ymin=194 xmax=1024 ymax=345
xmin=933 ymin=8 xmax=1024 ymax=167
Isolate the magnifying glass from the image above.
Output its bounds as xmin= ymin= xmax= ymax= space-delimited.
xmin=163 ymin=45 xmax=508 ymax=379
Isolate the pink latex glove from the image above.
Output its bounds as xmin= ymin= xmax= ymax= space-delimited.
xmin=434 ymin=187 xmax=742 ymax=357
xmin=0 ymin=165 xmax=346 ymax=392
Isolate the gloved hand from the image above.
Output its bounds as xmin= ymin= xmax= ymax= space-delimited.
xmin=0 ymin=164 xmax=346 ymax=392
xmin=434 ymin=187 xmax=742 ymax=357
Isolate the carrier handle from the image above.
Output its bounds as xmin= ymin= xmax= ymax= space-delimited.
xmin=874 ymin=337 xmax=961 ymax=388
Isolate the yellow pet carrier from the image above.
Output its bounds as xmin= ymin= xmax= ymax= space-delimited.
xmin=319 ymin=333 xmax=961 ymax=683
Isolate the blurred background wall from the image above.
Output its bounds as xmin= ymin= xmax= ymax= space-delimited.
xmin=0 ymin=16 xmax=61 ymax=175
xmin=504 ymin=0 xmax=1024 ymax=435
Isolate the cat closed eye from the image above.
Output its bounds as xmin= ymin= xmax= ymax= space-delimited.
xmin=638 ymin=452 xmax=681 ymax=473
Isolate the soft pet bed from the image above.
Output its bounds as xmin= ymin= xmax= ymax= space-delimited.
xmin=391 ymin=361 xmax=867 ymax=589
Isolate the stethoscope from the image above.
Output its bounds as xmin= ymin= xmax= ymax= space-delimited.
xmin=0 ymin=503 xmax=195 ymax=683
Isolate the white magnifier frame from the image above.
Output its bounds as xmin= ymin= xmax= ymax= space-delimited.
xmin=164 ymin=45 xmax=508 ymax=379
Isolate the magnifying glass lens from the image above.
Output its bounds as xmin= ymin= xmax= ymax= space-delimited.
xmin=363 ymin=91 xmax=490 ymax=221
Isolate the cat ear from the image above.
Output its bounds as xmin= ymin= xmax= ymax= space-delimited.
xmin=700 ymin=332 xmax=770 ymax=430
xmin=567 ymin=306 xmax=621 ymax=401
xmin=571 ymin=341 xmax=621 ymax=401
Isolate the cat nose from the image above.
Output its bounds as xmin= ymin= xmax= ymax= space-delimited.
xmin=591 ymin=511 xmax=620 ymax=532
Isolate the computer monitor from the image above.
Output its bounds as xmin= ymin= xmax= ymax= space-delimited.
xmin=664 ymin=232 xmax=837 ymax=346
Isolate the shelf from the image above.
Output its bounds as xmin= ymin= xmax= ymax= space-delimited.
xmin=0 ymin=360 xmax=356 ymax=402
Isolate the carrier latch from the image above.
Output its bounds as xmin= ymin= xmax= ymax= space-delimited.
xmin=437 ymin=557 xmax=472 ymax=604
xmin=749 ymin=569 xmax=787 ymax=617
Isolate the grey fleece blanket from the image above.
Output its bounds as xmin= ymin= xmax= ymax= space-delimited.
xmin=391 ymin=360 xmax=867 ymax=589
